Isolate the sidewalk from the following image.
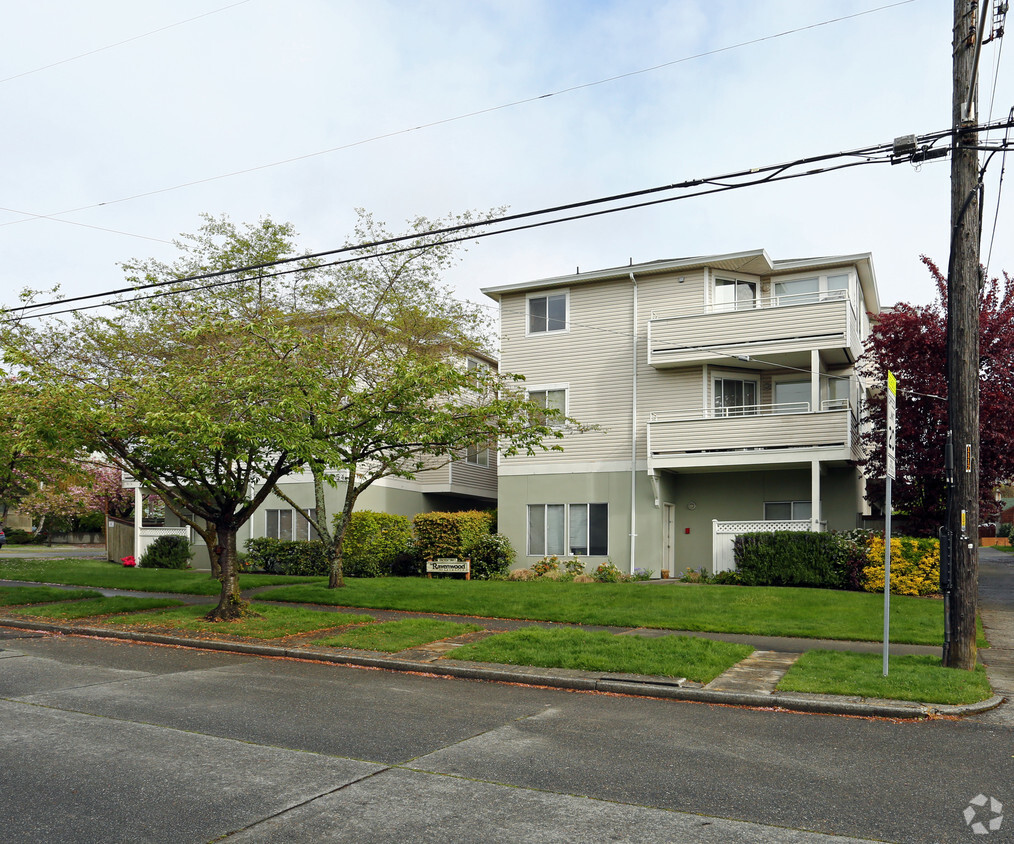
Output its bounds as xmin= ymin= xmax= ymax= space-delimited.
xmin=1 ymin=575 xmax=1005 ymax=721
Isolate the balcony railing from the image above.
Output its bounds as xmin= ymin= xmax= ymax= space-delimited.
xmin=647 ymin=405 xmax=855 ymax=460
xmin=648 ymin=292 xmax=861 ymax=367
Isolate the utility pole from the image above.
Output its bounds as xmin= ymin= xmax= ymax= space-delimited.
xmin=944 ymin=0 xmax=985 ymax=670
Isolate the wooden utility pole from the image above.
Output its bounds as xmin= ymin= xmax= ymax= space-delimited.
xmin=944 ymin=0 xmax=983 ymax=670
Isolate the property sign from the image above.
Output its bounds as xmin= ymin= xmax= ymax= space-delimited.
xmin=885 ymin=371 xmax=897 ymax=480
xmin=426 ymin=558 xmax=470 ymax=575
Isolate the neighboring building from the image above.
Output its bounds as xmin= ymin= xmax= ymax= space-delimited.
xmin=482 ymin=249 xmax=880 ymax=576
xmin=118 ymin=352 xmax=499 ymax=570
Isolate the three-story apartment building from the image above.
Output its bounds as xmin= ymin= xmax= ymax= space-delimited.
xmin=482 ymin=249 xmax=880 ymax=576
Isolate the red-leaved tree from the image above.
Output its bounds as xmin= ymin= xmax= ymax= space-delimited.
xmin=858 ymin=256 xmax=1014 ymax=535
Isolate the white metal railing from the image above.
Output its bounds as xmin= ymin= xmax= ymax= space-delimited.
xmin=650 ymin=289 xmax=851 ymax=322
xmin=649 ymin=401 xmax=815 ymax=423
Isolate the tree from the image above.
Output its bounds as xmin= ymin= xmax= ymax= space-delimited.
xmin=858 ymin=257 xmax=1014 ymax=534
xmin=259 ymin=211 xmax=576 ymax=587
xmin=3 ymin=210 xmax=571 ymax=618
xmin=3 ymin=216 xmax=315 ymax=619
xmin=0 ymin=377 xmax=89 ymax=529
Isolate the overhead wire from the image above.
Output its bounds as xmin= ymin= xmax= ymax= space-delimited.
xmin=0 ymin=0 xmax=253 ymax=85
xmin=0 ymin=0 xmax=919 ymax=231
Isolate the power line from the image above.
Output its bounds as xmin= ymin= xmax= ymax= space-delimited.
xmin=0 ymin=0 xmax=919 ymax=232
xmin=10 ymin=116 xmax=1014 ymax=323
xmin=0 ymin=1 xmax=253 ymax=85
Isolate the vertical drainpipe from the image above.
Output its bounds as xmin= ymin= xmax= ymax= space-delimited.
xmin=629 ymin=272 xmax=638 ymax=575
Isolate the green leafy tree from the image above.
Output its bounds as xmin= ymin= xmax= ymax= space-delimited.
xmin=3 ymin=216 xmax=315 ymax=620
xmin=264 ymin=210 xmax=578 ymax=587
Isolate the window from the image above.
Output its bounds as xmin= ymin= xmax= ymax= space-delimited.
xmin=773 ymin=379 xmax=810 ymax=413
xmin=714 ymin=278 xmax=757 ymax=312
xmin=528 ymin=503 xmax=608 ymax=556
xmin=466 ymin=444 xmax=490 ymax=467
xmin=529 ymin=387 xmax=567 ymax=426
xmin=764 ymin=501 xmax=812 ymax=521
xmin=713 ymin=376 xmax=757 ymax=416
xmin=266 ymin=508 xmax=317 ymax=541
xmin=774 ymin=272 xmax=853 ymax=305
xmin=528 ymin=292 xmax=567 ymax=333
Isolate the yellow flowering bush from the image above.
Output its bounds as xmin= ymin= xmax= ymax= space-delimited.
xmin=862 ymin=535 xmax=940 ymax=596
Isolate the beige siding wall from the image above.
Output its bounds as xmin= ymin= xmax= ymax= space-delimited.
xmin=448 ymin=459 xmax=497 ymax=498
xmin=499 ymin=279 xmax=636 ymax=467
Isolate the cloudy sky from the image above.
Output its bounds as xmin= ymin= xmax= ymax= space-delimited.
xmin=2 ymin=0 xmax=1011 ymax=320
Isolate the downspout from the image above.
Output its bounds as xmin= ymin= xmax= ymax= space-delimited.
xmin=629 ymin=272 xmax=638 ymax=575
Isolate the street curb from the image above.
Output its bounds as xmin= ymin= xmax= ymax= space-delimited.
xmin=1 ymin=618 xmax=1004 ymax=719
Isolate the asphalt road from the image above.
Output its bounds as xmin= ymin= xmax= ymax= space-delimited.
xmin=1 ymin=627 xmax=1010 ymax=844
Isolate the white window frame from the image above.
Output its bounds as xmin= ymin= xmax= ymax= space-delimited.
xmin=265 ymin=508 xmax=318 ymax=541
xmin=712 ymin=275 xmax=759 ymax=312
xmin=770 ymin=373 xmax=812 ymax=414
xmin=527 ymin=503 xmax=609 ymax=557
xmin=526 ymin=289 xmax=569 ymax=336
xmin=763 ymin=500 xmax=812 ymax=521
xmin=465 ymin=444 xmax=490 ymax=467
xmin=711 ymin=371 xmax=759 ymax=417
xmin=527 ymin=383 xmax=568 ymax=427
xmin=773 ymin=270 xmax=854 ymax=306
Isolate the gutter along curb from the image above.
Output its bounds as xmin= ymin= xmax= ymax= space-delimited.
xmin=0 ymin=617 xmax=1001 ymax=720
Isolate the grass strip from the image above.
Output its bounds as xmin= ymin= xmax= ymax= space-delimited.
xmin=103 ymin=603 xmax=371 ymax=639
xmin=447 ymin=626 xmax=752 ymax=684
xmin=5 ymin=596 xmax=184 ymax=619
xmin=0 ymin=586 xmax=102 ymax=606
xmin=777 ymin=649 xmax=994 ymax=705
xmin=262 ymin=578 xmax=948 ymax=645
xmin=314 ymin=618 xmax=483 ymax=652
xmin=0 ymin=557 xmax=319 ymax=595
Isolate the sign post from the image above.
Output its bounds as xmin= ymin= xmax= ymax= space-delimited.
xmin=883 ymin=371 xmax=897 ymax=676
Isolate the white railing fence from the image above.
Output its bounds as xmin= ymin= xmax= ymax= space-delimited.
xmin=137 ymin=526 xmax=190 ymax=564
xmin=711 ymin=519 xmax=826 ymax=574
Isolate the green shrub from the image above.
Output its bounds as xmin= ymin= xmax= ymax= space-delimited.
xmin=414 ymin=510 xmax=493 ymax=561
xmin=999 ymin=522 xmax=1014 ymax=539
xmin=341 ymin=511 xmax=413 ymax=577
xmin=462 ymin=533 xmax=515 ymax=579
xmin=733 ymin=531 xmax=861 ymax=589
xmin=3 ymin=528 xmax=40 ymax=544
xmin=139 ymin=535 xmax=193 ymax=570
xmin=245 ymin=537 xmax=330 ymax=576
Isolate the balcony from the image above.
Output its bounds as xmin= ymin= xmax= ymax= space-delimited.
xmin=646 ymin=402 xmax=860 ymax=471
xmin=647 ymin=291 xmax=862 ymax=369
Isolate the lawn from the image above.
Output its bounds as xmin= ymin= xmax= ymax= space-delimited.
xmin=0 ymin=586 xmax=102 ymax=606
xmin=448 ymin=627 xmax=753 ymax=684
xmin=778 ymin=650 xmax=994 ymax=705
xmin=102 ymin=602 xmax=370 ymax=639
xmin=314 ymin=618 xmax=483 ymax=652
xmin=0 ymin=557 xmax=319 ymax=595
xmin=260 ymin=578 xmax=949 ymax=645
xmin=5 ymin=596 xmax=185 ymax=619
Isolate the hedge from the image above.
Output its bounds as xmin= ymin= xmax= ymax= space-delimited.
xmin=732 ymin=530 xmax=868 ymax=590
xmin=341 ymin=511 xmax=413 ymax=577
xmin=245 ymin=537 xmax=330 ymax=576
xmin=414 ymin=510 xmax=493 ymax=561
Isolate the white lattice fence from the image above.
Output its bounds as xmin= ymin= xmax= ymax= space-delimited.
xmin=137 ymin=526 xmax=190 ymax=563
xmin=711 ymin=520 xmax=814 ymax=574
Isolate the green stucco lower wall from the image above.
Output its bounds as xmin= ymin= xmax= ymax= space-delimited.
xmin=499 ymin=464 xmax=864 ymax=576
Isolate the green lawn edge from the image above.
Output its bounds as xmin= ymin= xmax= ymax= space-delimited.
xmin=777 ymin=649 xmax=993 ymax=705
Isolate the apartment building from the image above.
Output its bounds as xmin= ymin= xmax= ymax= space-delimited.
xmin=482 ymin=249 xmax=880 ymax=576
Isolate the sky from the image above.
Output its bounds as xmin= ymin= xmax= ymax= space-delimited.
xmin=2 ymin=0 xmax=1012 ymax=321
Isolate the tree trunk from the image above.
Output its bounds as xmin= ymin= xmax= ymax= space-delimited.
xmin=327 ymin=465 xmax=359 ymax=589
xmin=205 ymin=526 xmax=250 ymax=621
